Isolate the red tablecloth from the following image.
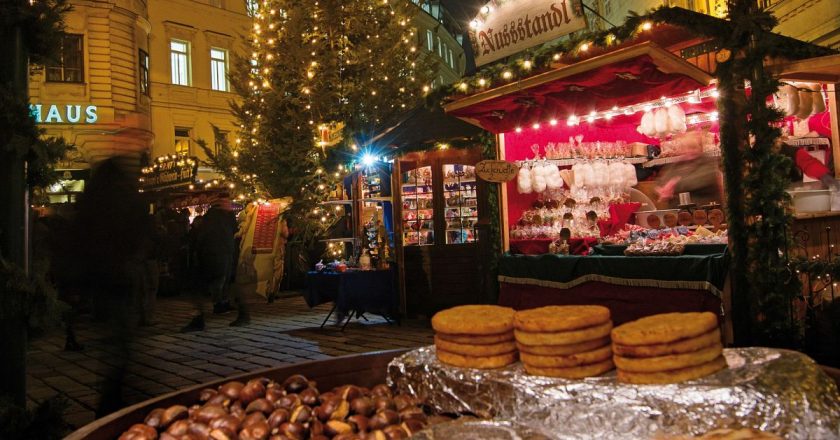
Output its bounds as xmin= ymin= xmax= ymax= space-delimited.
xmin=509 ymin=237 xmax=600 ymax=255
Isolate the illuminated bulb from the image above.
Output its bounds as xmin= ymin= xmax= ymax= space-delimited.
xmin=641 ymin=21 xmax=653 ymax=31
xmin=318 ymin=184 xmax=325 ymax=190
xmin=321 ymin=216 xmax=327 ymax=222
xmin=362 ymin=153 xmax=375 ymax=166
xmin=567 ymin=115 xmax=579 ymax=126
xmin=605 ymin=112 xmax=614 ymax=120
xmin=710 ymin=111 xmax=719 ymax=121
xmin=422 ymin=85 xmax=430 ymax=93
xmin=579 ymin=43 xmax=589 ymax=52
xmin=480 ymin=5 xmax=490 ymax=14
xmin=664 ymin=100 xmax=673 ymax=107
xmin=478 ymin=78 xmax=487 ymax=86
xmin=711 ymin=90 xmax=720 ymax=98
xmin=515 ymin=127 xmax=523 ymax=133
xmin=553 ymin=53 xmax=561 ymax=60
xmin=643 ymin=105 xmax=652 ymax=112
xmin=549 ymin=119 xmax=558 ymax=126
xmin=502 ymin=71 xmax=512 ymax=79
xmin=458 ymin=82 xmax=468 ymax=91
xmin=532 ymin=123 xmax=540 ymax=129
xmin=523 ymin=60 xmax=532 ymax=69
xmin=586 ymin=115 xmax=596 ymax=123
xmin=470 ymin=20 xmax=480 ymax=29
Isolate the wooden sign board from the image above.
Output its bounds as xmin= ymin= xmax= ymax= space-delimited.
xmin=476 ymin=160 xmax=518 ymax=182
xmin=470 ymin=0 xmax=588 ymax=67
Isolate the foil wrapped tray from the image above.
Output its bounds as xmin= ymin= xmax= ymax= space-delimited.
xmin=389 ymin=347 xmax=840 ymax=439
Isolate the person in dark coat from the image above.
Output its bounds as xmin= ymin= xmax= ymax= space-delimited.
xmin=181 ymin=198 xmax=244 ymax=331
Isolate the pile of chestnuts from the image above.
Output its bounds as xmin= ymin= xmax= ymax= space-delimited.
xmin=118 ymin=373 xmax=452 ymax=440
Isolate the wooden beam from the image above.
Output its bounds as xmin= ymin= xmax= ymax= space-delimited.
xmin=498 ymin=132 xmax=510 ymax=253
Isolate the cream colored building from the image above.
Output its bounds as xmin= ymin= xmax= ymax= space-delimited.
xmin=411 ymin=0 xmax=467 ymax=86
xmin=30 ymin=0 xmax=250 ymax=187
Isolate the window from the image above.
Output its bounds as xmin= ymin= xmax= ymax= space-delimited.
xmin=46 ymin=34 xmax=84 ymax=83
xmin=170 ymin=40 xmax=191 ymax=86
xmin=448 ymin=48 xmax=455 ymax=69
xmin=245 ymin=0 xmax=259 ymax=16
xmin=443 ymin=164 xmax=478 ymax=244
xmin=174 ymin=128 xmax=191 ymax=155
xmin=139 ymin=49 xmax=150 ymax=95
xmin=214 ymin=130 xmax=229 ymax=156
xmin=210 ymin=48 xmax=228 ymax=91
xmin=426 ymin=30 xmax=434 ymax=52
xmin=437 ymin=36 xmax=442 ymax=57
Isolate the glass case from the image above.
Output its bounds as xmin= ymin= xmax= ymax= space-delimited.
xmin=443 ymin=164 xmax=478 ymax=244
xmin=401 ymin=165 xmax=434 ymax=246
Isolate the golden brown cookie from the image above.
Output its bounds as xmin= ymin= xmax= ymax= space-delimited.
xmin=524 ymin=358 xmax=615 ymax=379
xmin=435 ymin=348 xmax=517 ymax=369
xmin=436 ymin=332 xmax=515 ymax=345
xmin=616 ymin=355 xmax=727 ymax=384
xmin=434 ymin=336 xmax=517 ymax=357
xmin=513 ymin=305 xmax=611 ymax=332
xmin=515 ymin=321 xmax=613 ymax=346
xmin=517 ymin=336 xmax=610 ymax=356
xmin=520 ymin=344 xmax=612 ymax=368
xmin=614 ymin=343 xmax=722 ymax=373
xmin=611 ymin=312 xmax=718 ymax=346
xmin=432 ymin=305 xmax=516 ymax=335
xmin=613 ymin=329 xmax=721 ymax=358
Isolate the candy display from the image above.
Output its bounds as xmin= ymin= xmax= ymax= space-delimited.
xmin=118 ymin=374 xmax=444 ymax=440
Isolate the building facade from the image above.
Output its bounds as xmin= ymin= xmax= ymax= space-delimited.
xmin=411 ymin=0 xmax=467 ymax=86
xmin=30 ymin=0 xmax=250 ymax=186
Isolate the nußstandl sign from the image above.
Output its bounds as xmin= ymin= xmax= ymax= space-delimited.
xmin=469 ymin=0 xmax=587 ymax=67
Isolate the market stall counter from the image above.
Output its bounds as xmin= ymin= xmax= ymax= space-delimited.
xmin=305 ymin=268 xmax=399 ymax=328
xmin=497 ymin=250 xmax=729 ymax=329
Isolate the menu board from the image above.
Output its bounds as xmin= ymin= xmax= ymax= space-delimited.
xmin=252 ymin=203 xmax=280 ymax=253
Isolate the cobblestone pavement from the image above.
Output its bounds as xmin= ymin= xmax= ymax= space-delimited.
xmin=26 ymin=292 xmax=434 ymax=430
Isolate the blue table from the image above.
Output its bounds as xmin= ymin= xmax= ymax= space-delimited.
xmin=305 ymin=269 xmax=398 ymax=329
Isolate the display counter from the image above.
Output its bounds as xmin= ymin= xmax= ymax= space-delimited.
xmin=497 ymin=251 xmax=729 ymax=331
xmin=304 ymin=269 xmax=398 ymax=326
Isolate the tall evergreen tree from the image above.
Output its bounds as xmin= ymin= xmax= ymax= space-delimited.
xmin=207 ymin=0 xmax=435 ymax=244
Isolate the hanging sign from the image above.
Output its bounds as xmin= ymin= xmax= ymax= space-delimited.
xmin=469 ymin=0 xmax=587 ymax=67
xmin=252 ymin=203 xmax=280 ymax=254
xmin=318 ymin=122 xmax=345 ymax=147
xmin=476 ymin=160 xmax=518 ymax=182
xmin=139 ymin=155 xmax=198 ymax=190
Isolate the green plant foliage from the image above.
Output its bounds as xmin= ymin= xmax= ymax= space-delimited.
xmin=206 ymin=0 xmax=436 ymax=247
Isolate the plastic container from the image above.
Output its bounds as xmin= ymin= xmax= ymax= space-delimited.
xmin=788 ymin=189 xmax=831 ymax=213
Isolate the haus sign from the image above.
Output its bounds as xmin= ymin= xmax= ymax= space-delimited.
xmin=30 ymin=104 xmax=98 ymax=124
xmin=469 ymin=0 xmax=587 ymax=66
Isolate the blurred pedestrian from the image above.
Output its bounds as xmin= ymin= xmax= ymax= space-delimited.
xmin=182 ymin=197 xmax=247 ymax=330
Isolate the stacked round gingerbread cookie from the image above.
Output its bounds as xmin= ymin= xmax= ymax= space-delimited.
xmin=513 ymin=306 xmax=615 ymax=378
xmin=612 ymin=312 xmax=727 ymax=384
xmin=431 ymin=305 xmax=518 ymax=369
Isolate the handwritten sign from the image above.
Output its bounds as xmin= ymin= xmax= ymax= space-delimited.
xmin=470 ymin=0 xmax=587 ymax=67
xmin=140 ymin=155 xmax=197 ymax=190
xmin=476 ymin=160 xmax=518 ymax=182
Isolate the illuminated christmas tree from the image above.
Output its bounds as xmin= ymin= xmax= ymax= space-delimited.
xmin=207 ymin=0 xmax=435 ymax=246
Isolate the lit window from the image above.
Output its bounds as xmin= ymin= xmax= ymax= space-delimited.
xmin=448 ymin=48 xmax=455 ymax=69
xmin=175 ymin=127 xmax=191 ymax=155
xmin=426 ymin=30 xmax=434 ymax=52
xmin=215 ymin=130 xmax=229 ymax=156
xmin=210 ymin=48 xmax=228 ymax=92
xmin=46 ymin=34 xmax=84 ymax=83
xmin=139 ymin=49 xmax=150 ymax=95
xmin=245 ymin=0 xmax=259 ymax=16
xmin=170 ymin=40 xmax=191 ymax=86
xmin=437 ymin=36 xmax=442 ymax=57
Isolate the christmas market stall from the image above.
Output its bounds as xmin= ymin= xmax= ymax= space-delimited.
xmin=439 ymin=5 xmax=839 ymax=342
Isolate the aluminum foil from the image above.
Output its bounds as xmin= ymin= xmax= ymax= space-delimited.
xmin=410 ymin=419 xmax=551 ymax=440
xmin=389 ymin=347 xmax=840 ymax=439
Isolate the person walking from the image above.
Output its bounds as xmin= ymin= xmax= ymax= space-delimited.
xmin=182 ymin=198 xmax=245 ymax=331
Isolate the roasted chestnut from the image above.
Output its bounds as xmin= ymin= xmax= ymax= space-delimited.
xmin=347 ymin=414 xmax=370 ymax=433
xmin=209 ymin=414 xmax=241 ymax=433
xmin=160 ymin=405 xmax=189 ymax=429
xmin=208 ymin=427 xmax=236 ymax=440
xmin=276 ymin=393 xmax=301 ymax=410
xmin=282 ymin=374 xmax=309 ymax=394
xmin=267 ymin=408 xmax=291 ymax=428
xmin=330 ymin=400 xmax=350 ymax=421
xmin=309 ymin=419 xmax=325 ymax=436
xmin=333 ymin=434 xmax=361 ymax=440
xmin=240 ymin=381 xmax=267 ymax=405
xmin=338 ymin=385 xmax=363 ymax=402
xmin=398 ymin=407 xmax=426 ymax=423
xmin=207 ymin=392 xmax=230 ymax=407
xmin=369 ymin=410 xmax=399 ymax=430
xmin=382 ymin=424 xmax=408 ymax=440
xmin=199 ymin=388 xmax=218 ymax=402
xmin=246 ymin=398 xmax=274 ymax=414
xmin=188 ymin=421 xmax=211 ymax=439
xmin=240 ymin=419 xmax=270 ymax=440
xmin=299 ymin=387 xmax=320 ymax=406
xmin=277 ymin=422 xmax=306 ymax=440
xmin=242 ymin=411 xmax=267 ymax=428
xmin=373 ymin=397 xmax=395 ymax=412
xmin=325 ymin=420 xmax=354 ymax=436
xmin=400 ymin=419 xmax=424 ymax=436
xmin=165 ymin=419 xmax=190 ymax=436
xmin=365 ymin=430 xmax=388 ymax=440
xmin=144 ymin=408 xmax=165 ymax=428
xmin=218 ymin=381 xmax=245 ymax=400
xmin=118 ymin=424 xmax=157 ymax=440
xmin=289 ymin=405 xmax=312 ymax=424
xmin=350 ymin=397 xmax=374 ymax=417
xmin=370 ymin=385 xmax=392 ymax=399
xmin=194 ymin=404 xmax=227 ymax=424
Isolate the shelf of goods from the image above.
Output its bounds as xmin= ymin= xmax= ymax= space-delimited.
xmin=320 ymin=199 xmax=353 ymax=205
xmin=319 ymin=237 xmax=356 ymax=243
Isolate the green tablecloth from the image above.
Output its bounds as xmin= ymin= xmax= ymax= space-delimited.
xmin=498 ymin=251 xmax=729 ymax=296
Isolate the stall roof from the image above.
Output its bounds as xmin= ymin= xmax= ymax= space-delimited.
xmin=769 ymin=54 xmax=840 ymax=83
xmin=367 ymin=105 xmax=485 ymax=153
xmin=444 ymin=42 xmax=713 ymax=133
